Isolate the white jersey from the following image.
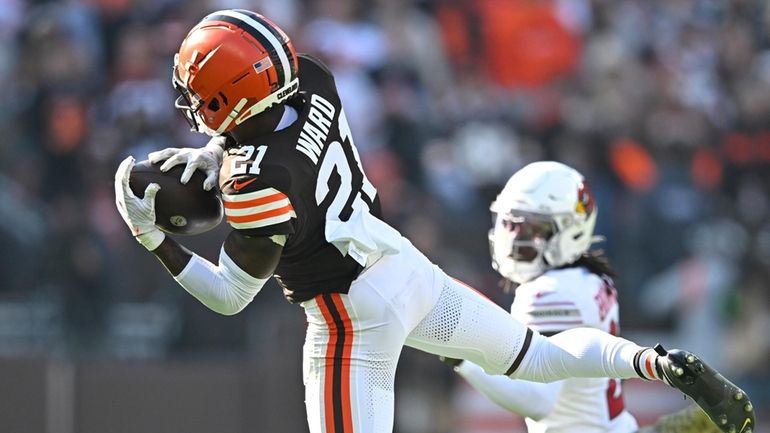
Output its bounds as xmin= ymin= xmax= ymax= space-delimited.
xmin=512 ymin=267 xmax=638 ymax=433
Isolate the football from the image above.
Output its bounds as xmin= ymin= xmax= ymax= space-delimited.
xmin=129 ymin=160 xmax=223 ymax=235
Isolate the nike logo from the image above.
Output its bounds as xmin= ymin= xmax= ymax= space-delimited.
xmin=741 ymin=417 xmax=752 ymax=432
xmin=534 ymin=291 xmax=555 ymax=299
xmin=233 ymin=177 xmax=257 ymax=191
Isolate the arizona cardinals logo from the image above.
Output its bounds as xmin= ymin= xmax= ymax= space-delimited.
xmin=576 ymin=181 xmax=595 ymax=215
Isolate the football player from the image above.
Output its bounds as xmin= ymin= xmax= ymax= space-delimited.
xmin=113 ymin=9 xmax=754 ymax=433
xmin=442 ymin=161 xmax=720 ymax=433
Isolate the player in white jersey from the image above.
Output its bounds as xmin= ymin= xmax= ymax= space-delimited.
xmin=113 ymin=9 xmax=753 ymax=433
xmin=445 ymin=161 xmax=719 ymax=433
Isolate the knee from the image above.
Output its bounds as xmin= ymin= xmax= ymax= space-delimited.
xmin=509 ymin=331 xmax=564 ymax=383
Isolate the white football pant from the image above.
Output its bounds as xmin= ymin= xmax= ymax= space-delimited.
xmin=301 ymin=237 xmax=530 ymax=433
xmin=301 ymin=237 xmax=642 ymax=433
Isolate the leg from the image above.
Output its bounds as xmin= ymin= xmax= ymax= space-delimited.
xmin=405 ymin=276 xmax=531 ymax=375
xmin=513 ymin=327 xmax=646 ymax=381
xmin=303 ymin=292 xmax=406 ymax=433
xmin=405 ymin=275 xmax=754 ymax=433
xmin=405 ymin=274 xmax=645 ymax=379
xmin=301 ymin=238 xmax=442 ymax=433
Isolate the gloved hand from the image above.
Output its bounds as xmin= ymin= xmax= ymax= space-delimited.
xmin=148 ymin=136 xmax=226 ymax=191
xmin=114 ymin=156 xmax=165 ymax=251
xmin=439 ymin=356 xmax=464 ymax=369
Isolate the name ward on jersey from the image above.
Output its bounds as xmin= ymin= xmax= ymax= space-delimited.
xmin=295 ymin=94 xmax=335 ymax=164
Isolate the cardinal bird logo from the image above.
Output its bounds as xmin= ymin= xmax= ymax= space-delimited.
xmin=576 ymin=181 xmax=595 ymax=215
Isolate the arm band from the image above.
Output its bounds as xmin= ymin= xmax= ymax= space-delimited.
xmin=456 ymin=361 xmax=562 ymax=421
xmin=174 ymin=247 xmax=268 ymax=315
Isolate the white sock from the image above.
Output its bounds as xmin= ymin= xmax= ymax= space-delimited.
xmin=633 ymin=347 xmax=664 ymax=382
xmin=510 ymin=328 xmax=650 ymax=382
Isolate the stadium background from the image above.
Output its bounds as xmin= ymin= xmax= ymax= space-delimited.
xmin=0 ymin=0 xmax=768 ymax=432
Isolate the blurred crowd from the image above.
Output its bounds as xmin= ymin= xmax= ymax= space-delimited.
xmin=0 ymin=0 xmax=769 ymax=404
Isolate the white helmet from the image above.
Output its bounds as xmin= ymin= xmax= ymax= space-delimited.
xmin=489 ymin=161 xmax=599 ymax=284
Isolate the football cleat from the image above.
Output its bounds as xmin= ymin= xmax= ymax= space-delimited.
xmin=654 ymin=344 xmax=755 ymax=433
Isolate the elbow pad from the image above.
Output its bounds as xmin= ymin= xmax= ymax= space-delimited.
xmin=174 ymin=247 xmax=268 ymax=315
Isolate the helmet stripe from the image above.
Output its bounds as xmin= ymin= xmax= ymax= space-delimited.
xmin=242 ymin=11 xmax=296 ymax=78
xmin=204 ymin=10 xmax=290 ymax=88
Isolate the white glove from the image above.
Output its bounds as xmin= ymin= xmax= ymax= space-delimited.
xmin=148 ymin=136 xmax=225 ymax=191
xmin=114 ymin=156 xmax=165 ymax=251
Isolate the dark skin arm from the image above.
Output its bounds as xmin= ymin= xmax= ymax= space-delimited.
xmin=151 ymin=230 xmax=283 ymax=279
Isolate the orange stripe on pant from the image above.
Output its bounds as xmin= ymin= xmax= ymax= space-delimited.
xmin=330 ymin=294 xmax=354 ymax=433
xmin=317 ymin=293 xmax=354 ymax=433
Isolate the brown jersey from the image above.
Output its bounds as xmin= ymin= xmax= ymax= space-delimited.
xmin=219 ymin=55 xmax=388 ymax=303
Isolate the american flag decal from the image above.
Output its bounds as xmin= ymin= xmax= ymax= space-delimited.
xmin=253 ymin=57 xmax=273 ymax=73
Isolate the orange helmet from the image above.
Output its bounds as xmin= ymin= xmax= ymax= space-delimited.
xmin=173 ymin=9 xmax=299 ymax=136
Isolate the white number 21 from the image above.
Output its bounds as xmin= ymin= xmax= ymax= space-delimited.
xmin=231 ymin=145 xmax=267 ymax=175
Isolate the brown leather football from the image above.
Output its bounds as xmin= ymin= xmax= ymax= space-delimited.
xmin=129 ymin=160 xmax=223 ymax=235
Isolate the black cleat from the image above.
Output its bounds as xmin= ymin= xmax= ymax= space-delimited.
xmin=654 ymin=344 xmax=756 ymax=433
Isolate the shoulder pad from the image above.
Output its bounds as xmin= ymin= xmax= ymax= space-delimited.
xmin=298 ymin=54 xmax=336 ymax=90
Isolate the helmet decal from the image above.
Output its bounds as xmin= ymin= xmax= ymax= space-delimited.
xmin=203 ymin=10 xmax=294 ymax=89
xmin=253 ymin=56 xmax=273 ymax=74
xmin=576 ymin=181 xmax=595 ymax=216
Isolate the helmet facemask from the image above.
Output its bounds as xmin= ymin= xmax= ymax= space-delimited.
xmin=172 ymin=55 xmax=237 ymax=137
xmin=172 ymin=61 xmax=206 ymax=134
xmin=489 ymin=210 xmax=557 ymax=284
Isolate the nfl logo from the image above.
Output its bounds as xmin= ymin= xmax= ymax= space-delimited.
xmin=253 ymin=57 xmax=273 ymax=73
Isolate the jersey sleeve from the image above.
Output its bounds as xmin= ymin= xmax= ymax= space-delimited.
xmin=297 ymin=54 xmax=336 ymax=89
xmin=221 ymin=176 xmax=296 ymax=236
